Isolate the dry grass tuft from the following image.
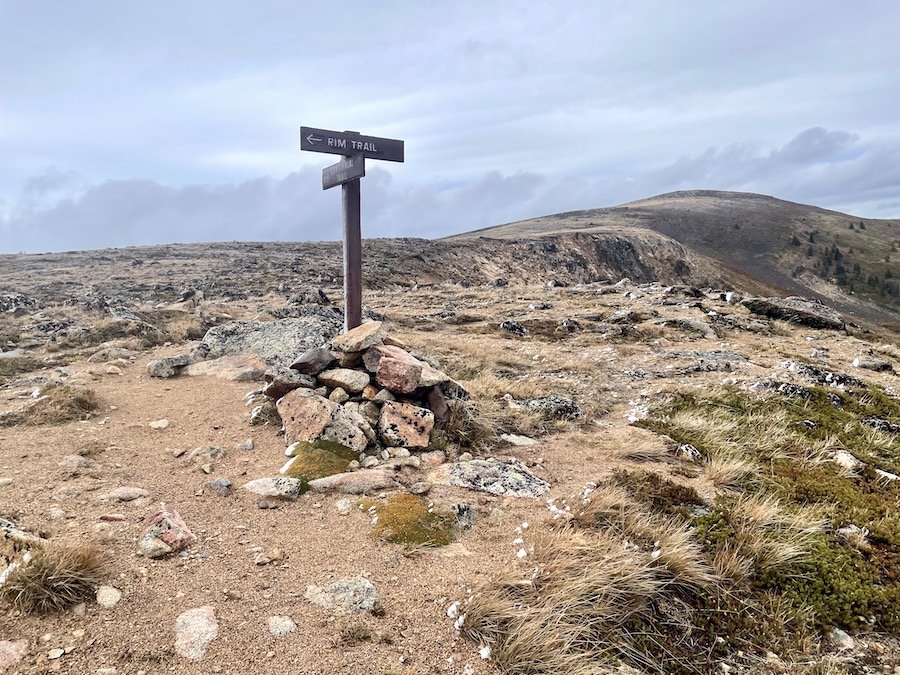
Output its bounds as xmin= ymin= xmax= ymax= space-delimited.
xmin=703 ymin=456 xmax=756 ymax=490
xmin=0 ymin=355 xmax=44 ymax=382
xmin=439 ymin=397 xmax=498 ymax=450
xmin=462 ymin=524 xmax=706 ymax=674
xmin=0 ymin=541 xmax=108 ymax=613
xmin=0 ymin=384 xmax=100 ymax=427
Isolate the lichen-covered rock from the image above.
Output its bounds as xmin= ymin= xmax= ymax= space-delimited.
xmin=277 ymin=389 xmax=337 ymax=445
xmin=524 ymin=394 xmax=583 ymax=420
xmin=378 ymin=402 xmax=434 ymax=448
xmin=430 ymin=458 xmax=550 ymax=497
xmin=182 ymin=354 xmax=267 ymax=381
xmin=741 ymin=296 xmax=845 ymax=330
xmin=196 ymin=313 xmax=341 ymax=369
xmin=243 ymin=476 xmax=306 ymax=499
xmin=317 ymin=368 xmax=370 ymax=394
xmin=138 ymin=505 xmax=196 ymax=558
xmin=321 ymin=406 xmax=370 ymax=453
xmin=304 ymin=576 xmax=380 ymax=614
xmin=330 ymin=321 xmax=386 ymax=353
xmin=147 ymin=353 xmax=196 ymax=378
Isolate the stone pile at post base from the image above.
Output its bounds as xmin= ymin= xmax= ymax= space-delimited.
xmin=249 ymin=321 xmax=467 ymax=494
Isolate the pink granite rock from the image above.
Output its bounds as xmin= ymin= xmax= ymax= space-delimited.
xmin=277 ymin=388 xmax=336 ymax=445
xmin=378 ymin=401 xmax=434 ymax=448
xmin=138 ymin=504 xmax=196 ymax=558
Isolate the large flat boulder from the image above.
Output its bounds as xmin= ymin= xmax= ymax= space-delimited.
xmin=196 ymin=311 xmax=342 ymax=369
xmin=429 ymin=458 xmax=550 ymax=498
xmin=330 ymin=321 xmax=386 ymax=353
xmin=741 ymin=296 xmax=845 ymax=330
xmin=182 ymin=354 xmax=267 ymax=381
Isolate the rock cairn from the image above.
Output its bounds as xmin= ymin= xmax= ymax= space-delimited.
xmin=262 ymin=321 xmax=465 ymax=475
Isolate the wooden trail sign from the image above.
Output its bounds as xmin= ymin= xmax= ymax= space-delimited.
xmin=322 ymin=154 xmax=365 ymax=190
xmin=299 ymin=126 xmax=405 ymax=331
xmin=301 ymin=126 xmax=404 ymax=162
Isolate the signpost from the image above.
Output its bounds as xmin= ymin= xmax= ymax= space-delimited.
xmin=300 ymin=126 xmax=405 ymax=332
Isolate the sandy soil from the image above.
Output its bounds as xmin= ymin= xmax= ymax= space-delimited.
xmin=1 ymin=281 xmax=898 ymax=674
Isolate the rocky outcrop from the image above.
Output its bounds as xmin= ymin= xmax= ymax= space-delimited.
xmin=195 ymin=311 xmax=342 ymax=369
xmin=430 ymin=458 xmax=550 ymax=498
xmin=741 ymin=296 xmax=845 ymax=330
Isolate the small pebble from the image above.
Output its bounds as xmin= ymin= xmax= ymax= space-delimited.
xmin=267 ymin=616 xmax=297 ymax=637
xmin=96 ymin=586 xmax=122 ymax=608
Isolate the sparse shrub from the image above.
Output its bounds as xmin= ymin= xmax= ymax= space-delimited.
xmin=0 ymin=356 xmax=43 ymax=382
xmin=0 ymin=384 xmax=100 ymax=427
xmin=335 ymin=623 xmax=372 ymax=647
xmin=438 ymin=397 xmax=497 ymax=450
xmin=77 ymin=440 xmax=109 ymax=457
xmin=0 ymin=542 xmax=108 ymax=613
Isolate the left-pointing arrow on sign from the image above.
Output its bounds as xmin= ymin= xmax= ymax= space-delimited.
xmin=306 ymin=134 xmax=323 ymax=144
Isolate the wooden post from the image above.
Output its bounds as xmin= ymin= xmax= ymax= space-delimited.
xmin=300 ymin=125 xmax=404 ymax=332
xmin=342 ymin=176 xmax=362 ymax=331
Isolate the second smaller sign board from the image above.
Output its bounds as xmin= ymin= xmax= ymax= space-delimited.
xmin=322 ymin=154 xmax=366 ymax=190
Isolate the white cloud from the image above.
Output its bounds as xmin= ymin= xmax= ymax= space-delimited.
xmin=1 ymin=2 xmax=899 ymax=250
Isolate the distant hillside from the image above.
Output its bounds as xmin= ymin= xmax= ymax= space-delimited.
xmin=450 ymin=190 xmax=900 ymax=325
xmin=1 ymin=191 xmax=897 ymax=329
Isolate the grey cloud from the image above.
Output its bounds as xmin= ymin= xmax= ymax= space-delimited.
xmin=3 ymin=126 xmax=896 ymax=254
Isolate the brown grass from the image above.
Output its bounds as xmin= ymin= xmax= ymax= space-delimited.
xmin=703 ymin=456 xmax=756 ymax=490
xmin=0 ymin=356 xmax=44 ymax=382
xmin=0 ymin=384 xmax=100 ymax=427
xmin=462 ymin=525 xmax=708 ymax=674
xmin=0 ymin=541 xmax=108 ymax=613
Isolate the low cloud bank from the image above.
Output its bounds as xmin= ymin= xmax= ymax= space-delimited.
xmin=2 ymin=128 xmax=897 ymax=253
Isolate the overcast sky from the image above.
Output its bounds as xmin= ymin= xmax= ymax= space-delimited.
xmin=2 ymin=1 xmax=899 ymax=253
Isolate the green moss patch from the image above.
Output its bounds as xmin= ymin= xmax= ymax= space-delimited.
xmin=363 ymin=493 xmax=456 ymax=547
xmin=637 ymin=384 xmax=900 ymax=634
xmin=280 ymin=440 xmax=356 ymax=482
xmin=757 ymin=535 xmax=900 ymax=632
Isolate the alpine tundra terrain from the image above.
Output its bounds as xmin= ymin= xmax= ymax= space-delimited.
xmin=0 ymin=190 xmax=898 ymax=675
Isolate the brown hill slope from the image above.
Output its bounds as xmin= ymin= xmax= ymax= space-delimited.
xmin=450 ymin=190 xmax=900 ymax=326
xmin=1 ymin=192 xmax=897 ymax=328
